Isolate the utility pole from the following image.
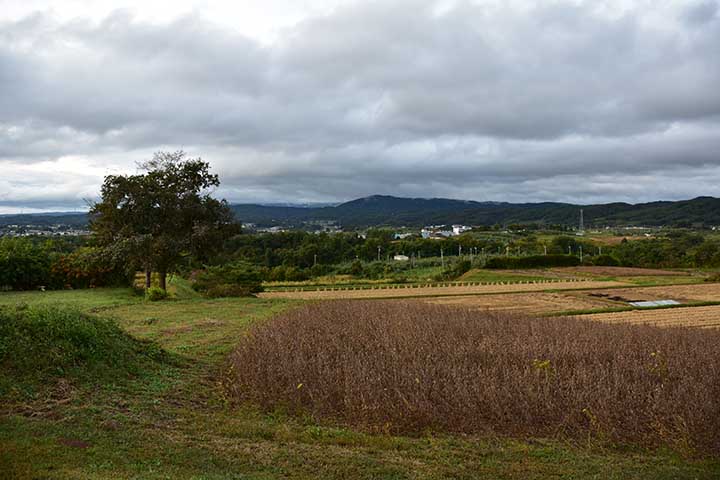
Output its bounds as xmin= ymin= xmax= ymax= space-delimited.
xmin=441 ymin=248 xmax=445 ymax=268
xmin=314 ymin=254 xmax=317 ymax=267
xmin=579 ymin=246 xmax=583 ymax=263
xmin=544 ymin=245 xmax=547 ymax=256
xmin=377 ymin=246 xmax=381 ymax=262
xmin=459 ymin=245 xmax=462 ymax=257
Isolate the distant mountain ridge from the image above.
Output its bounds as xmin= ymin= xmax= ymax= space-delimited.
xmin=230 ymin=195 xmax=720 ymax=228
xmin=3 ymin=195 xmax=720 ymax=229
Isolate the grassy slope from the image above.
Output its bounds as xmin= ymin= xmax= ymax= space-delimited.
xmin=1 ymin=288 xmax=719 ymax=479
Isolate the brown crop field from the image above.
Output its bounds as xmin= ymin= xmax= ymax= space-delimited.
xmin=423 ymin=291 xmax=617 ymax=314
xmin=583 ymin=304 xmax=720 ymax=329
xmin=553 ymin=266 xmax=686 ymax=277
xmin=227 ymin=300 xmax=720 ymax=454
xmin=259 ymin=279 xmax=629 ymax=300
xmin=582 ymin=282 xmax=720 ymax=303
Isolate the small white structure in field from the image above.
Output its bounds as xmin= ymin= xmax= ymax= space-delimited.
xmin=452 ymin=225 xmax=471 ymax=235
xmin=629 ymin=300 xmax=680 ymax=307
xmin=393 ymin=254 xmax=410 ymax=261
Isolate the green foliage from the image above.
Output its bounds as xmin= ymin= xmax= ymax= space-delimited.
xmin=145 ymin=287 xmax=169 ymax=302
xmin=191 ymin=262 xmax=263 ymax=298
xmin=90 ymin=150 xmax=238 ymax=290
xmin=266 ymin=265 xmax=310 ymax=282
xmin=0 ymin=238 xmax=55 ymax=290
xmin=51 ymin=246 xmax=129 ymax=289
xmin=593 ymin=254 xmax=620 ymax=266
xmin=0 ymin=305 xmax=166 ymax=397
xmin=0 ymin=239 xmax=128 ymax=291
xmin=203 ymin=284 xmax=255 ymax=298
xmin=349 ymin=260 xmax=363 ymax=276
xmin=435 ymin=259 xmax=472 ymax=281
xmin=609 ymin=233 xmax=716 ymax=269
xmin=485 ymin=254 xmax=581 ymax=269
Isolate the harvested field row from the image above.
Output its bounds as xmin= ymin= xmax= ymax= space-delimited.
xmin=583 ymin=305 xmax=720 ymax=329
xmin=424 ymin=291 xmax=618 ymax=314
xmin=583 ymin=282 xmax=720 ymax=304
xmin=553 ymin=266 xmax=687 ymax=277
xmin=259 ymin=280 xmax=629 ymax=300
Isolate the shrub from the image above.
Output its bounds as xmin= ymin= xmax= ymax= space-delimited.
xmin=349 ymin=260 xmax=363 ymax=276
xmin=192 ymin=262 xmax=263 ymax=297
xmin=435 ymin=259 xmax=471 ymax=281
xmin=593 ymin=254 xmax=620 ymax=267
xmin=705 ymin=272 xmax=720 ymax=283
xmin=204 ymin=284 xmax=254 ymax=298
xmin=145 ymin=286 xmax=168 ymax=301
xmin=0 ymin=238 xmax=54 ymax=290
xmin=485 ymin=254 xmax=580 ymax=269
xmin=227 ymin=301 xmax=720 ymax=455
xmin=51 ymin=247 xmax=129 ymax=289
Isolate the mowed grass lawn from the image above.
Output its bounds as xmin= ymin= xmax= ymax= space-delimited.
xmin=1 ymin=288 xmax=719 ymax=479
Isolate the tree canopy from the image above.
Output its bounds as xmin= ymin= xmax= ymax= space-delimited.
xmin=90 ymin=151 xmax=238 ymax=290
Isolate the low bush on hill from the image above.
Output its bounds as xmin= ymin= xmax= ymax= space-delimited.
xmin=145 ymin=286 xmax=168 ymax=301
xmin=593 ymin=254 xmax=621 ymax=267
xmin=227 ymin=300 xmax=720 ymax=455
xmin=434 ymin=259 xmax=472 ymax=281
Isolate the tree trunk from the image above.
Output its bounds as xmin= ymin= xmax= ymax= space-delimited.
xmin=145 ymin=269 xmax=152 ymax=289
xmin=159 ymin=270 xmax=167 ymax=291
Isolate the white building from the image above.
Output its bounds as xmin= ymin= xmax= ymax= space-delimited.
xmin=452 ymin=225 xmax=471 ymax=235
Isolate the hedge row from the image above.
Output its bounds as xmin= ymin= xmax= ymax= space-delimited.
xmin=484 ymin=254 xmax=581 ymax=269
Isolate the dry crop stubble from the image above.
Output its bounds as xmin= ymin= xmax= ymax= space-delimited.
xmin=226 ymin=301 xmax=720 ymax=455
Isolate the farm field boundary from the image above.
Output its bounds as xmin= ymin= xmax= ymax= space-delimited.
xmin=259 ymin=280 xmax=630 ymax=300
xmin=263 ymin=277 xmax=584 ymax=292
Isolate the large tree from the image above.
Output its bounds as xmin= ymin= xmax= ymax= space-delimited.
xmin=90 ymin=151 xmax=238 ymax=290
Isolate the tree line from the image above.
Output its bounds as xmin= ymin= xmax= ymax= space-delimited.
xmin=3 ymin=151 xmax=720 ymax=292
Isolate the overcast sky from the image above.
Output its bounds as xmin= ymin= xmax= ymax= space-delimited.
xmin=1 ymin=0 xmax=719 ymax=213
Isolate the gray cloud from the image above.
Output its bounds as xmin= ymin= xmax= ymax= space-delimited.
xmin=1 ymin=0 xmax=720 ymax=211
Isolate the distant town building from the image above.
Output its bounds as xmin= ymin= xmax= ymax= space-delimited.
xmin=452 ymin=225 xmax=471 ymax=235
xmin=393 ymin=254 xmax=409 ymax=261
xmin=421 ymin=226 xmax=466 ymax=239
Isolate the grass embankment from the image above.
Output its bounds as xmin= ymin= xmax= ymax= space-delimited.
xmin=1 ymin=288 xmax=719 ymax=479
xmin=0 ymin=305 xmax=169 ymax=402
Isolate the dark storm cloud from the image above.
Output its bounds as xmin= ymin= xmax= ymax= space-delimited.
xmin=1 ymin=0 xmax=720 ymax=210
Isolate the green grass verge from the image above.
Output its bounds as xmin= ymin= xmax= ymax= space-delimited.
xmin=1 ymin=288 xmax=718 ymax=479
